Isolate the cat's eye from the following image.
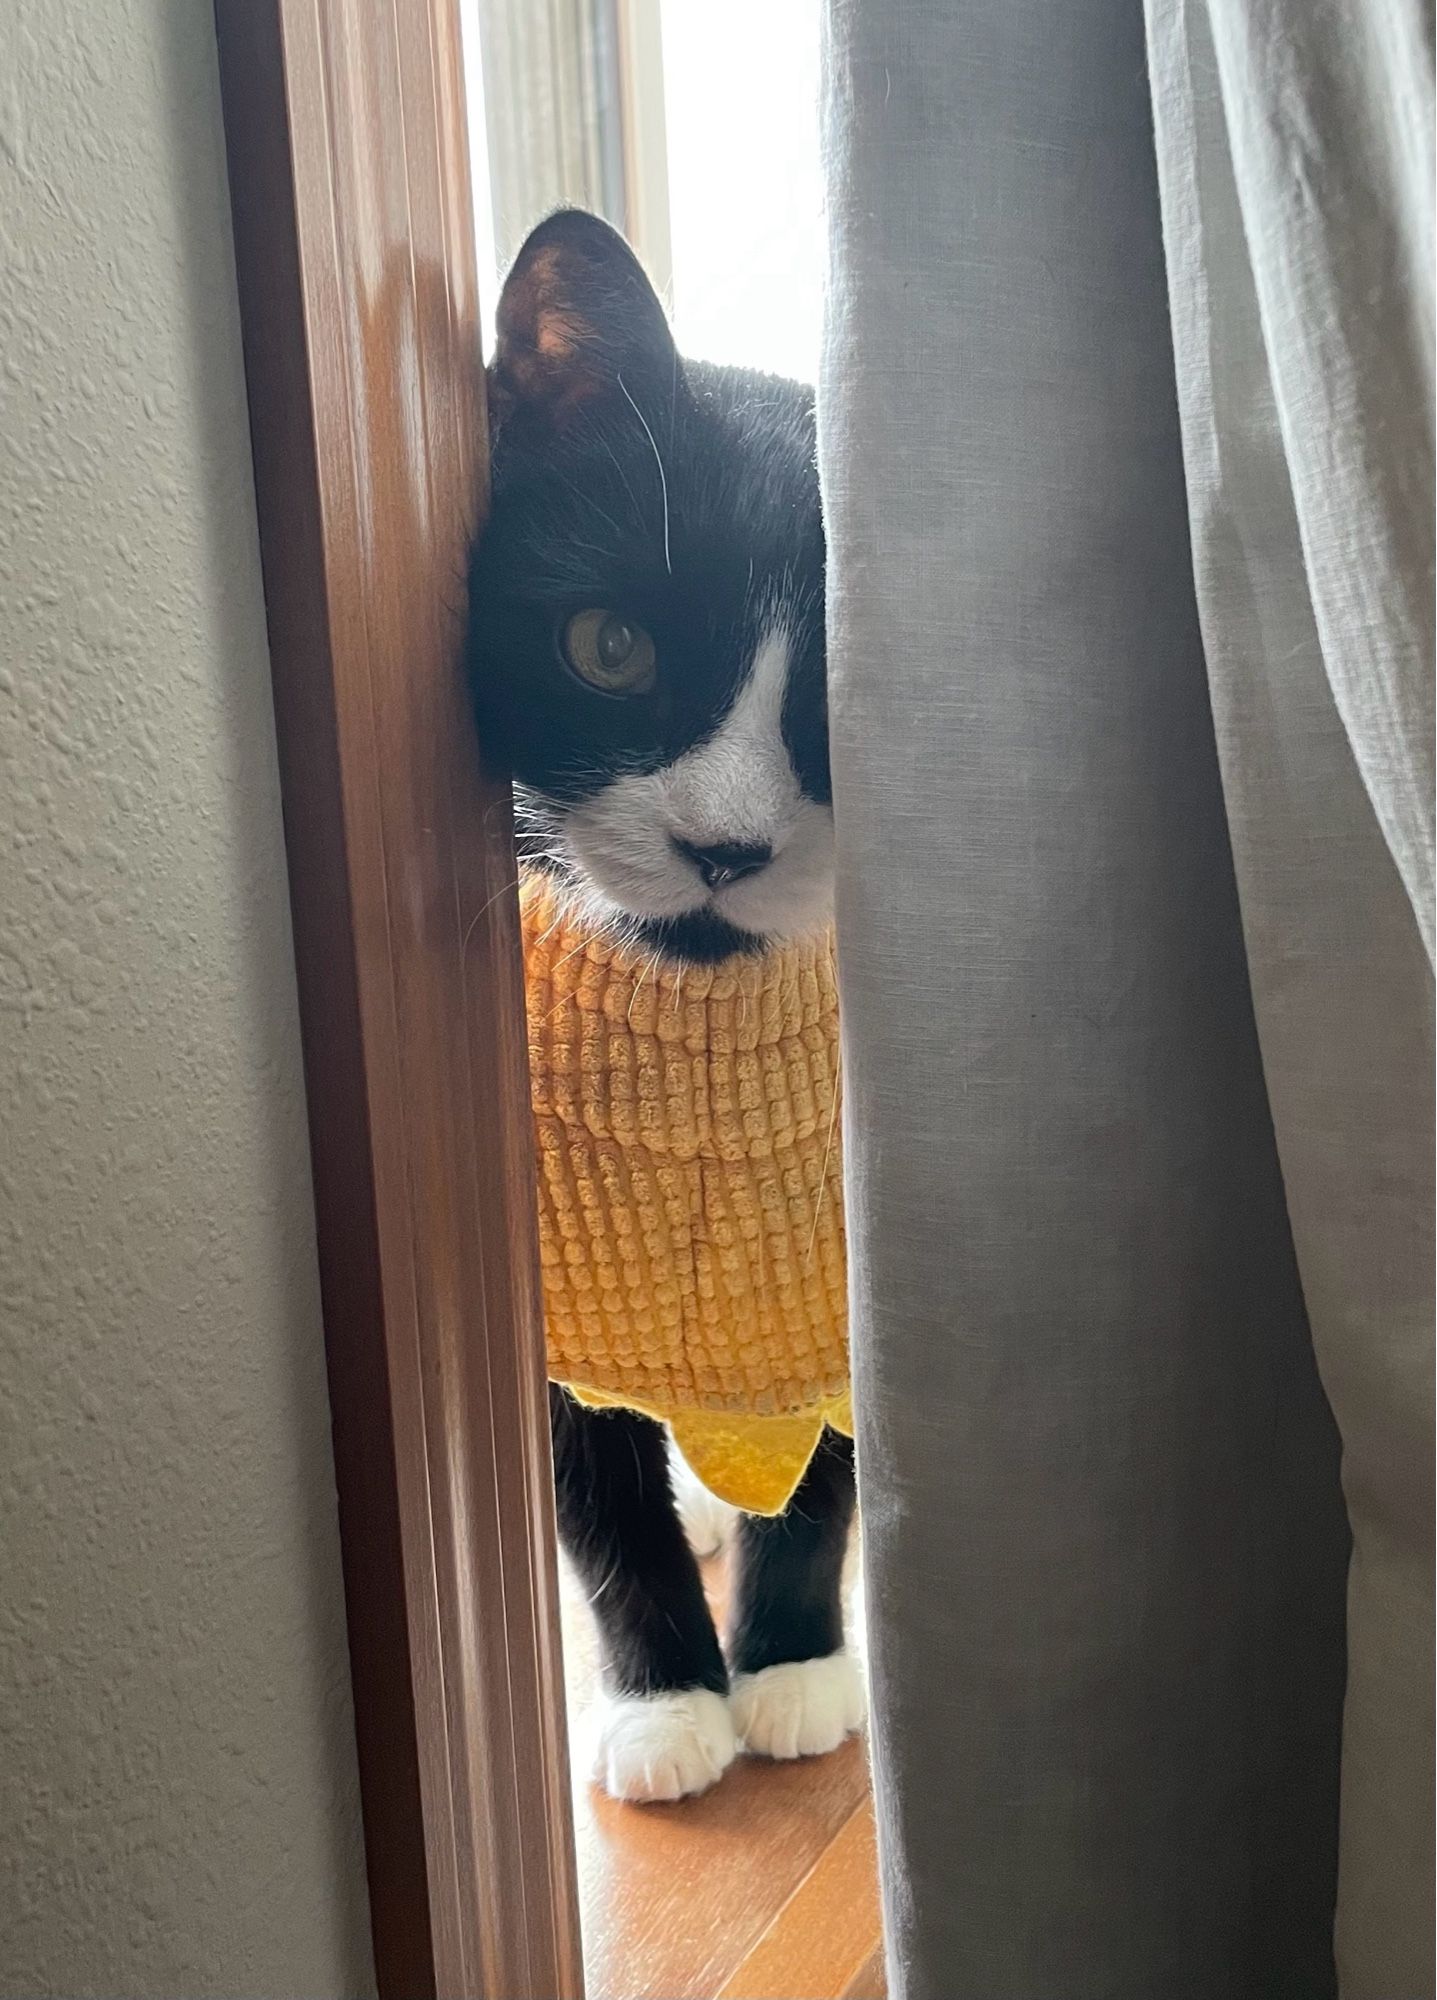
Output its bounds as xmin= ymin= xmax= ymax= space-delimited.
xmin=561 ymin=609 xmax=657 ymax=696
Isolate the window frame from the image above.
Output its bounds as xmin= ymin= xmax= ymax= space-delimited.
xmin=466 ymin=0 xmax=673 ymax=318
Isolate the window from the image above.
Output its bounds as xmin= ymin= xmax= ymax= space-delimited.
xmin=463 ymin=0 xmax=824 ymax=381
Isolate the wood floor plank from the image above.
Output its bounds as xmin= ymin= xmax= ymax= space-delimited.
xmin=715 ymin=1799 xmax=883 ymax=2000
xmin=839 ymin=1938 xmax=887 ymax=2000
xmin=574 ymin=1735 xmax=872 ymax=1999
xmin=561 ymin=1540 xmax=882 ymax=1999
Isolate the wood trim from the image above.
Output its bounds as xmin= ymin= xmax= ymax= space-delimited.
xmin=213 ymin=2 xmax=583 ymax=1993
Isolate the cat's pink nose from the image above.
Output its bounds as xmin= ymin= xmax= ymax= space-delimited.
xmin=674 ymin=838 xmax=773 ymax=891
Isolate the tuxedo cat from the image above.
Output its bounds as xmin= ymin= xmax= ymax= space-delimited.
xmin=467 ymin=210 xmax=861 ymax=1802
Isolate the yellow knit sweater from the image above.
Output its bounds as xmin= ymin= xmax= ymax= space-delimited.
xmin=522 ymin=874 xmax=849 ymax=1514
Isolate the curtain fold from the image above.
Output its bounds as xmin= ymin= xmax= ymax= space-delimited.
xmin=1144 ymin=4 xmax=1435 ymax=1992
xmin=1184 ymin=0 xmax=1435 ymax=969
xmin=820 ymin=0 xmax=1428 ymax=1994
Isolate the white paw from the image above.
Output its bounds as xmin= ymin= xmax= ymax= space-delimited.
xmin=732 ymin=1651 xmax=867 ymax=1761
xmin=592 ymin=1688 xmax=737 ymax=1803
xmin=667 ymin=1439 xmax=737 ymax=1558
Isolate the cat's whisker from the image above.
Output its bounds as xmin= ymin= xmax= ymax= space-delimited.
xmin=539 ymin=933 xmax=597 ymax=1017
xmin=618 ymin=370 xmax=673 ymax=575
xmin=461 ymin=873 xmax=521 ymax=955
xmin=598 ymin=435 xmax=647 ymax=536
xmin=627 ymin=950 xmax=662 ymax=1025
xmin=527 ymin=905 xmax=570 ymax=956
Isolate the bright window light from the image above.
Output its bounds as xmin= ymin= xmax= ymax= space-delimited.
xmin=463 ymin=0 xmax=824 ymax=386
xmin=659 ymin=0 xmax=823 ymax=385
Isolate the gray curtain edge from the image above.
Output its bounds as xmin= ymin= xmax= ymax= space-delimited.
xmin=819 ymin=0 xmax=1358 ymax=1993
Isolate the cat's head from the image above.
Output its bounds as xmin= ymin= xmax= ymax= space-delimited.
xmin=467 ymin=209 xmax=830 ymax=965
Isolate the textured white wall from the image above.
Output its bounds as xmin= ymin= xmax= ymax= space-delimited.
xmin=0 ymin=0 xmax=374 ymax=1992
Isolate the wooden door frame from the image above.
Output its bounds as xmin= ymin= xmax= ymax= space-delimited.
xmin=213 ymin=3 xmax=583 ymax=1993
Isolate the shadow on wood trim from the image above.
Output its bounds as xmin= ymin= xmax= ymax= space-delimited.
xmin=213 ymin=2 xmax=584 ymax=1993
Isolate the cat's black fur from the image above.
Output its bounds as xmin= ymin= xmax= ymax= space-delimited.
xmin=466 ymin=210 xmax=856 ymax=1797
xmin=550 ymin=1386 xmax=855 ymax=1701
xmin=469 ymin=209 xmax=830 ymax=967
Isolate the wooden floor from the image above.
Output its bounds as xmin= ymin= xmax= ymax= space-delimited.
xmin=560 ymin=1549 xmax=884 ymax=2000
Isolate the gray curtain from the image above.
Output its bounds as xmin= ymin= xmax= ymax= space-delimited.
xmin=819 ymin=2 xmax=1433 ymax=1997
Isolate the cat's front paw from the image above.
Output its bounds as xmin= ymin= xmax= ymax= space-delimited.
xmin=592 ymin=1687 xmax=737 ymax=1803
xmin=731 ymin=1651 xmax=866 ymax=1761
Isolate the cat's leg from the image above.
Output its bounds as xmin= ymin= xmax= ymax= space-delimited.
xmin=666 ymin=1433 xmax=738 ymax=1558
xmin=727 ymin=1427 xmax=866 ymax=1759
xmin=551 ymin=1386 xmax=735 ymax=1802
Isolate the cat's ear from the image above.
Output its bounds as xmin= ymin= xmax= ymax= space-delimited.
xmin=490 ymin=209 xmax=677 ymax=432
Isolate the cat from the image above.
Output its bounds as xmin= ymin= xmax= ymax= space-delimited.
xmin=466 ymin=209 xmax=862 ymax=1803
